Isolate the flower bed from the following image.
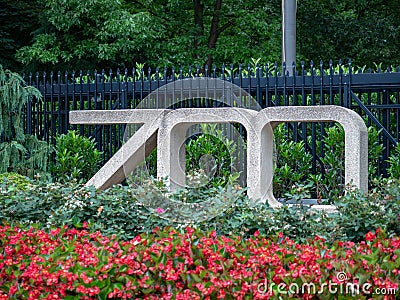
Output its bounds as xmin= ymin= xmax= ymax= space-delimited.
xmin=0 ymin=225 xmax=399 ymax=299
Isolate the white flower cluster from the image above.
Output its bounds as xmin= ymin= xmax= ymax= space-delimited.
xmin=186 ymin=169 xmax=210 ymax=188
xmin=62 ymin=193 xmax=87 ymax=210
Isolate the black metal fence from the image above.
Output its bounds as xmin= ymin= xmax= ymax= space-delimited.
xmin=24 ymin=61 xmax=400 ymax=177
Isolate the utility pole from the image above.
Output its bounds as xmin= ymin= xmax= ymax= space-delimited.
xmin=282 ymin=0 xmax=297 ymax=76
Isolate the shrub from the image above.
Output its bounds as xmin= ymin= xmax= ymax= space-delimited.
xmin=333 ymin=179 xmax=400 ymax=242
xmin=0 ymin=172 xmax=32 ymax=191
xmin=0 ymin=65 xmax=52 ymax=178
xmin=273 ymin=124 xmax=313 ymax=199
xmin=185 ymin=124 xmax=240 ymax=188
xmin=1 ymin=177 xmax=399 ymax=243
xmin=52 ymin=130 xmax=103 ymax=182
xmin=387 ymin=142 xmax=400 ymax=179
xmin=273 ymin=123 xmax=385 ymax=201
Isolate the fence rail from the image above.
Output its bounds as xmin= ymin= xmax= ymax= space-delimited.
xmin=24 ymin=62 xmax=400 ymax=178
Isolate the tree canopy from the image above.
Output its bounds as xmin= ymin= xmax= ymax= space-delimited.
xmin=1 ymin=0 xmax=399 ymax=72
xmin=297 ymin=0 xmax=400 ymax=66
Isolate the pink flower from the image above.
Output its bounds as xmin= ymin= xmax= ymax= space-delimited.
xmin=156 ymin=207 xmax=165 ymax=214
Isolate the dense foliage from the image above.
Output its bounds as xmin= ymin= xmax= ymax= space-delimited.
xmin=273 ymin=123 xmax=384 ymax=200
xmin=1 ymin=174 xmax=399 ymax=243
xmin=2 ymin=0 xmax=400 ymax=72
xmin=0 ymin=65 xmax=51 ymax=178
xmin=12 ymin=0 xmax=281 ymax=72
xmin=0 ymin=225 xmax=398 ymax=299
xmin=0 ymin=0 xmax=41 ymax=70
xmin=1 ymin=2 xmax=399 ymax=297
xmin=52 ymin=130 xmax=103 ymax=182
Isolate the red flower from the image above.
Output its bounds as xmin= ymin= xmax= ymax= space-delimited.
xmin=8 ymin=286 xmax=17 ymax=295
xmin=365 ymin=231 xmax=376 ymax=241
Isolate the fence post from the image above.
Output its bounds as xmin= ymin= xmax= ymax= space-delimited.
xmin=26 ymin=73 xmax=33 ymax=135
xmin=343 ymin=77 xmax=349 ymax=108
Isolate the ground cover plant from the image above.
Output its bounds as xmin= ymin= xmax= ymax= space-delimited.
xmin=0 ymin=225 xmax=399 ymax=299
xmin=1 ymin=174 xmax=400 ymax=242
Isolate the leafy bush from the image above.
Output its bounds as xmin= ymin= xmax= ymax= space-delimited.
xmin=0 ymin=172 xmax=32 ymax=191
xmin=273 ymin=123 xmax=384 ymax=201
xmin=335 ymin=182 xmax=400 ymax=241
xmin=130 ymin=124 xmax=241 ymax=190
xmin=186 ymin=124 xmax=240 ymax=188
xmin=1 ymin=177 xmax=399 ymax=243
xmin=52 ymin=130 xmax=103 ymax=182
xmin=0 ymin=225 xmax=398 ymax=298
xmin=273 ymin=124 xmax=313 ymax=199
xmin=387 ymin=142 xmax=400 ymax=179
xmin=317 ymin=124 xmax=384 ymax=199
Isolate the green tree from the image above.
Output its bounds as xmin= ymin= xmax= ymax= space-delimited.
xmin=9 ymin=0 xmax=400 ymax=70
xmin=0 ymin=0 xmax=42 ymax=71
xmin=297 ymin=0 xmax=400 ymax=67
xmin=16 ymin=0 xmax=281 ymax=71
xmin=0 ymin=65 xmax=51 ymax=177
xmin=16 ymin=0 xmax=162 ymax=71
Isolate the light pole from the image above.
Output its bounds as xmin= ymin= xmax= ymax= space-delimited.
xmin=282 ymin=0 xmax=297 ymax=76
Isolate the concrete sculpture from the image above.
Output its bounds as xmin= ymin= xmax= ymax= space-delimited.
xmin=70 ymin=105 xmax=368 ymax=209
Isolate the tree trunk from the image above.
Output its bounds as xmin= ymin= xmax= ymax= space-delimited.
xmin=193 ymin=0 xmax=204 ymax=58
xmin=205 ymin=0 xmax=223 ymax=70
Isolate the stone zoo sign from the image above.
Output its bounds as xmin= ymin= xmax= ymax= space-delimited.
xmin=69 ymin=78 xmax=368 ymax=219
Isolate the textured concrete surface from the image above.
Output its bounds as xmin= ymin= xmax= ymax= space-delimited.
xmin=253 ymin=106 xmax=368 ymax=208
xmin=69 ymin=109 xmax=170 ymax=190
xmin=69 ymin=105 xmax=367 ymax=211
xmin=156 ymin=107 xmax=260 ymax=191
